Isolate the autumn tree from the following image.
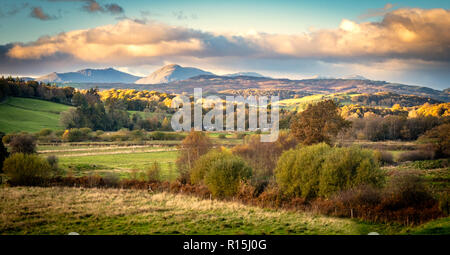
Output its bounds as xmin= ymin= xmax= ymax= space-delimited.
xmin=9 ymin=134 xmax=37 ymax=154
xmin=419 ymin=123 xmax=450 ymax=158
xmin=176 ymin=130 xmax=212 ymax=183
xmin=290 ymin=100 xmax=351 ymax=145
xmin=232 ymin=131 xmax=297 ymax=191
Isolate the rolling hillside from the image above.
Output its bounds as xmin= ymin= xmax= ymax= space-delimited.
xmin=0 ymin=97 xmax=73 ymax=133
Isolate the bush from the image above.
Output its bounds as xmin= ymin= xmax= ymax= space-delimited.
xmin=410 ymin=159 xmax=448 ymax=169
xmin=383 ymin=171 xmax=435 ymax=209
xmin=3 ymin=153 xmax=54 ymax=185
xmin=218 ymin=134 xmax=226 ymax=139
xmin=46 ymin=155 xmax=59 ymax=170
xmin=62 ymin=128 xmax=91 ymax=142
xmin=176 ymin=131 xmax=212 ymax=183
xmin=191 ymin=150 xmax=252 ymax=198
xmin=39 ymin=128 xmax=53 ymax=137
xmin=398 ymin=150 xmax=434 ymax=162
xmin=374 ymin=150 xmax=394 ymax=165
xmin=419 ymin=123 xmax=450 ymax=158
xmin=146 ymin=162 xmax=162 ymax=182
xmin=0 ymin=132 xmax=9 ymax=173
xmin=9 ymin=134 xmax=36 ymax=154
xmin=232 ymin=132 xmax=297 ymax=193
xmin=275 ymin=143 xmax=385 ymax=199
xmin=103 ymin=172 xmax=120 ymax=187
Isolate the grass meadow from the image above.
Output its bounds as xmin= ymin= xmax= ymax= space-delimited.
xmin=0 ymin=97 xmax=72 ymax=133
xmin=3 ymin=186 xmax=448 ymax=235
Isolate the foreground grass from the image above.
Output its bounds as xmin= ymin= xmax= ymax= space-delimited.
xmin=0 ymin=186 xmax=417 ymax=235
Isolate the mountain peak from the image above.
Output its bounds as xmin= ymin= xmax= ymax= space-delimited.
xmin=36 ymin=68 xmax=141 ymax=83
xmin=135 ymin=64 xmax=213 ymax=84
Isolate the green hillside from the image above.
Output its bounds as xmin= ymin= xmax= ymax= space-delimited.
xmin=0 ymin=97 xmax=73 ymax=133
xmin=279 ymin=93 xmax=359 ymax=111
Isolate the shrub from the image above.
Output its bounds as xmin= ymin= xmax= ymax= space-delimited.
xmin=191 ymin=150 xmax=252 ymax=198
xmin=146 ymin=162 xmax=162 ymax=182
xmin=3 ymin=153 xmax=53 ymax=185
xmin=46 ymin=155 xmax=59 ymax=172
xmin=176 ymin=130 xmax=212 ymax=183
xmin=2 ymin=133 xmax=17 ymax=144
xmin=149 ymin=131 xmax=184 ymax=141
xmin=62 ymin=128 xmax=91 ymax=142
xmin=103 ymin=172 xmax=120 ymax=187
xmin=39 ymin=128 xmax=53 ymax=137
xmin=419 ymin=123 xmax=450 ymax=158
xmin=232 ymin=132 xmax=297 ymax=192
xmin=374 ymin=150 xmax=394 ymax=165
xmin=9 ymin=134 xmax=36 ymax=154
xmin=190 ymin=150 xmax=223 ymax=184
xmin=275 ymin=143 xmax=385 ymax=199
xmin=218 ymin=134 xmax=226 ymax=139
xmin=0 ymin=132 xmax=9 ymax=173
xmin=411 ymin=159 xmax=448 ymax=169
xmin=383 ymin=171 xmax=435 ymax=209
xmin=398 ymin=150 xmax=434 ymax=162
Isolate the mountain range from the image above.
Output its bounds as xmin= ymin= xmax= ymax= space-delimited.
xmin=35 ymin=68 xmax=142 ymax=83
xmin=135 ymin=64 xmax=213 ymax=84
xmin=31 ymin=64 xmax=449 ymax=102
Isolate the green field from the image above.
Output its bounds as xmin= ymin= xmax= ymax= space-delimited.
xmin=55 ymin=149 xmax=179 ymax=180
xmin=2 ymin=186 xmax=447 ymax=235
xmin=0 ymin=97 xmax=73 ymax=133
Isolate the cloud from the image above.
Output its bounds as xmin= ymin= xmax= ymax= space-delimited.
xmin=358 ymin=3 xmax=395 ymax=20
xmin=47 ymin=0 xmax=124 ymax=15
xmin=2 ymin=7 xmax=450 ymax=88
xmin=82 ymin=0 xmax=103 ymax=13
xmin=81 ymin=0 xmax=124 ymax=15
xmin=7 ymin=8 xmax=449 ymax=64
xmin=30 ymin=7 xmax=56 ymax=21
xmin=105 ymin=4 xmax=124 ymax=14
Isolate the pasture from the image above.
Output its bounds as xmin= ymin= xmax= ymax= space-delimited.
xmin=0 ymin=97 xmax=72 ymax=133
xmin=3 ymin=186 xmax=447 ymax=235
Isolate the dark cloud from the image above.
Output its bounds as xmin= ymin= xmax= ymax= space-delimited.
xmin=105 ymin=4 xmax=124 ymax=14
xmin=80 ymin=0 xmax=124 ymax=15
xmin=46 ymin=0 xmax=124 ymax=15
xmin=30 ymin=7 xmax=56 ymax=21
xmin=82 ymin=0 xmax=103 ymax=13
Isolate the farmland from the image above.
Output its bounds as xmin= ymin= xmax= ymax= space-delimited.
xmin=1 ymin=186 xmax=448 ymax=235
xmin=0 ymin=97 xmax=72 ymax=133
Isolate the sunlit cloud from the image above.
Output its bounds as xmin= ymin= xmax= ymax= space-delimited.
xmin=7 ymin=8 xmax=449 ymax=63
xmin=1 ymin=7 xmax=450 ymax=88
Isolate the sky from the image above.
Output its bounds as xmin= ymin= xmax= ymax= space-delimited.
xmin=0 ymin=0 xmax=449 ymax=89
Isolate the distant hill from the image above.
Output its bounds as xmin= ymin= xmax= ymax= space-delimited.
xmin=225 ymin=72 xmax=266 ymax=78
xmin=344 ymin=75 xmax=368 ymax=80
xmin=135 ymin=64 xmax=213 ymax=84
xmin=36 ymin=68 xmax=142 ymax=83
xmin=150 ymin=76 xmax=449 ymax=102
